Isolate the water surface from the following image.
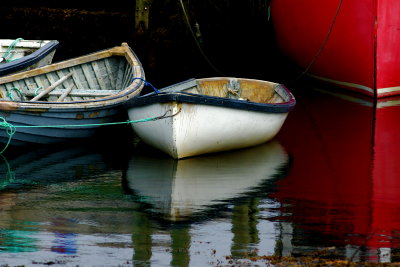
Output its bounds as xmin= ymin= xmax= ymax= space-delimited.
xmin=0 ymin=85 xmax=399 ymax=266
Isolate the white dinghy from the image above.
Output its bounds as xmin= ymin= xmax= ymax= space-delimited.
xmin=126 ymin=77 xmax=296 ymax=159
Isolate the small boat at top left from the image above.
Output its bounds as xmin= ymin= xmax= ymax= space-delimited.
xmin=0 ymin=38 xmax=59 ymax=76
xmin=0 ymin=42 xmax=144 ymax=146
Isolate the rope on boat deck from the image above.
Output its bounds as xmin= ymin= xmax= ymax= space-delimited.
xmin=0 ymin=109 xmax=181 ymax=154
xmin=6 ymin=87 xmax=25 ymax=101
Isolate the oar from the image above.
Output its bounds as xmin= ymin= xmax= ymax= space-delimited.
xmin=31 ymin=72 xmax=73 ymax=101
xmin=56 ymin=84 xmax=74 ymax=102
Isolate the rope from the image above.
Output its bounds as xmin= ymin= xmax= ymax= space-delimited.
xmin=0 ymin=117 xmax=16 ymax=154
xmin=0 ymin=153 xmax=14 ymax=186
xmin=3 ymin=38 xmax=24 ymax=62
xmin=178 ymin=0 xmax=226 ymax=76
xmin=132 ymin=77 xmax=160 ymax=93
xmin=290 ymin=0 xmax=343 ymax=83
xmin=6 ymin=87 xmax=24 ymax=101
xmin=0 ymin=109 xmax=180 ymax=153
xmin=0 ymin=77 xmax=173 ymax=153
xmin=34 ymin=86 xmax=43 ymax=96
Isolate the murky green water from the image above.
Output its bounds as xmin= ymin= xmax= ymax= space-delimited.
xmin=1 ymin=85 xmax=400 ymax=266
xmin=0 ymin=131 xmax=288 ymax=266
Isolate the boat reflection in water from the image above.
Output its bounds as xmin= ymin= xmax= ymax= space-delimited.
xmin=0 ymin=143 xmax=120 ymax=259
xmin=124 ymin=140 xmax=290 ymax=222
xmin=273 ymin=85 xmax=400 ymax=263
xmin=0 ymin=144 xmax=109 ymax=190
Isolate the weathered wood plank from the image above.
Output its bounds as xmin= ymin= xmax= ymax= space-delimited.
xmin=91 ymin=61 xmax=107 ymax=90
xmin=26 ymin=88 xmax=117 ymax=97
xmin=115 ymin=59 xmax=126 ymax=89
xmin=104 ymin=58 xmax=116 ymax=89
xmin=81 ymin=63 xmax=98 ymax=89
xmin=57 ymin=84 xmax=75 ymax=101
xmin=33 ymin=76 xmax=45 ymax=93
xmin=5 ymin=83 xmax=18 ymax=100
xmin=0 ymin=44 xmax=134 ymax=86
xmin=135 ymin=0 xmax=153 ymax=34
xmin=122 ymin=66 xmax=133 ymax=89
xmin=31 ymin=72 xmax=73 ymax=101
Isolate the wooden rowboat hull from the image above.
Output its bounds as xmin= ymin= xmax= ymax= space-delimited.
xmin=0 ymin=43 xmax=145 ymax=146
xmin=270 ymin=0 xmax=400 ymax=98
xmin=0 ymin=105 xmax=122 ymax=145
xmin=126 ymin=77 xmax=295 ymax=159
xmin=0 ymin=39 xmax=59 ymax=76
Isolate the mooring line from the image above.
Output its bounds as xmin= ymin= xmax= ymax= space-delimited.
xmin=0 ymin=108 xmax=181 ymax=153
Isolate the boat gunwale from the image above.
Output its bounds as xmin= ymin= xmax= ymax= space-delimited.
xmin=0 ymin=43 xmax=145 ymax=109
xmin=0 ymin=40 xmax=60 ymax=76
xmin=126 ymin=82 xmax=296 ymax=113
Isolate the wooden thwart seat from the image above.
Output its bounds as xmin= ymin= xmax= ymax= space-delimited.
xmin=26 ymin=89 xmax=118 ymax=98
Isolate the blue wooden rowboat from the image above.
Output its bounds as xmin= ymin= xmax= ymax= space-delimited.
xmin=0 ymin=42 xmax=145 ymax=146
xmin=0 ymin=39 xmax=59 ymax=76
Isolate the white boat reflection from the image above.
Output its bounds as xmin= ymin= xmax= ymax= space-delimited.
xmin=125 ymin=140 xmax=289 ymax=221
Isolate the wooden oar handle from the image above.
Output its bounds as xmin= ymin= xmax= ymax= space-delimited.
xmin=56 ymin=84 xmax=75 ymax=102
xmin=31 ymin=72 xmax=73 ymax=101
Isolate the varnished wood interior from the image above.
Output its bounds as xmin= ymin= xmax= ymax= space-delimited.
xmin=191 ymin=78 xmax=285 ymax=104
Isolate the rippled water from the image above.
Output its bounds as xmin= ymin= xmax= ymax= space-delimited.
xmin=0 ymin=84 xmax=399 ymax=266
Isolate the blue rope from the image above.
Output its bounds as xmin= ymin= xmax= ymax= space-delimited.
xmin=132 ymin=77 xmax=160 ymax=93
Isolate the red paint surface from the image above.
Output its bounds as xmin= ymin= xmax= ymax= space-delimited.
xmin=274 ymin=87 xmax=400 ymax=252
xmin=271 ymin=0 xmax=400 ymax=98
xmin=376 ymin=0 xmax=400 ymax=93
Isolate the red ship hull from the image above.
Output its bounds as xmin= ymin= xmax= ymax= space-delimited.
xmin=274 ymin=87 xmax=400 ymax=255
xmin=270 ymin=0 xmax=400 ymax=98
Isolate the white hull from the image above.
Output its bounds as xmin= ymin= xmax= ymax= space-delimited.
xmin=129 ymin=102 xmax=288 ymax=159
xmin=126 ymin=77 xmax=295 ymax=159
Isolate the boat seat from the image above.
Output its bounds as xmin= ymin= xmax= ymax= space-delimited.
xmin=25 ymin=89 xmax=118 ymax=98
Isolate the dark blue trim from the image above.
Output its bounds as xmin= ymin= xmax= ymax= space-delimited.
xmin=125 ymin=89 xmax=296 ymax=113
xmin=0 ymin=40 xmax=60 ymax=76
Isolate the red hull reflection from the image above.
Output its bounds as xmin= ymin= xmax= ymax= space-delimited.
xmin=274 ymin=87 xmax=400 ymax=255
